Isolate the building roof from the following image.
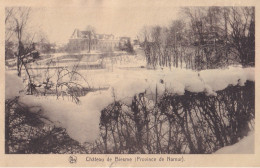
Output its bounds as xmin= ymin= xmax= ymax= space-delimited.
xmin=69 ymin=29 xmax=132 ymax=44
xmin=70 ymin=29 xmax=117 ymax=40
xmin=70 ymin=29 xmax=95 ymax=39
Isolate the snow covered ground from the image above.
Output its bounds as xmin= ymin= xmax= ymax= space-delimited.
xmin=5 ymin=53 xmax=255 ymax=144
xmin=215 ymin=131 xmax=254 ymax=154
xmin=79 ymin=64 xmax=254 ymax=102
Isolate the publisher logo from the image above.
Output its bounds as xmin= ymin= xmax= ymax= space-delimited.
xmin=69 ymin=155 xmax=77 ymax=164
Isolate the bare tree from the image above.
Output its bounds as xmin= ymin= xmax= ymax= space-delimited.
xmin=5 ymin=7 xmax=42 ymax=95
xmin=228 ymin=7 xmax=255 ymax=66
xmin=5 ymin=8 xmax=15 ymax=42
xmin=5 ymin=7 xmax=31 ymax=76
xmin=85 ymin=25 xmax=96 ymax=53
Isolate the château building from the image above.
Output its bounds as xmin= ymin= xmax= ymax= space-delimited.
xmin=68 ymin=29 xmax=130 ymax=52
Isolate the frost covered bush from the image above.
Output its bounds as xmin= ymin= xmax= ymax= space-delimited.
xmin=5 ymin=73 xmax=87 ymax=154
xmin=5 ymin=66 xmax=255 ymax=154
xmin=5 ymin=99 xmax=87 ymax=154
xmin=5 ymin=96 xmax=88 ymax=154
xmin=97 ymin=81 xmax=254 ymax=154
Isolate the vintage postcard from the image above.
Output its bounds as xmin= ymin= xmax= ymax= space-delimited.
xmin=0 ymin=0 xmax=259 ymax=167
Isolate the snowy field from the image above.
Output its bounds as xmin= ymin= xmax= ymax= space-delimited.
xmin=5 ymin=52 xmax=255 ymax=152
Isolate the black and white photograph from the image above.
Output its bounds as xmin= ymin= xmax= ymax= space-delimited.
xmin=4 ymin=1 xmax=255 ymax=157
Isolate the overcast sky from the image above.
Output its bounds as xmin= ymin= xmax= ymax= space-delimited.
xmin=28 ymin=0 xmax=180 ymax=44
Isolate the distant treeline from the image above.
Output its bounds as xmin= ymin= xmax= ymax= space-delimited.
xmin=138 ymin=7 xmax=255 ymax=69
